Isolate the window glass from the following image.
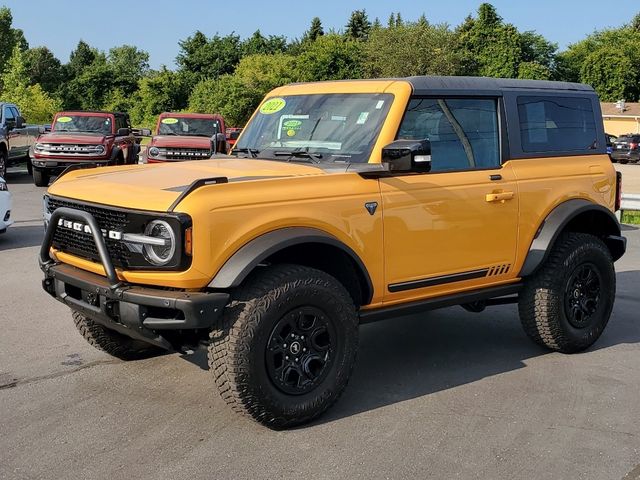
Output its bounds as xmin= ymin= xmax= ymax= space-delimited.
xmin=236 ymin=93 xmax=393 ymax=163
xmin=10 ymin=107 xmax=20 ymax=119
xmin=517 ymin=96 xmax=597 ymax=152
xmin=397 ymin=98 xmax=500 ymax=172
xmin=4 ymin=107 xmax=15 ymax=122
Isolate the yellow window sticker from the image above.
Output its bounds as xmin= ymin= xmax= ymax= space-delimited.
xmin=260 ymin=98 xmax=286 ymax=114
xmin=283 ymin=120 xmax=302 ymax=128
xmin=161 ymin=118 xmax=179 ymax=124
xmin=57 ymin=116 xmax=73 ymax=123
xmin=286 ymin=129 xmax=297 ymax=137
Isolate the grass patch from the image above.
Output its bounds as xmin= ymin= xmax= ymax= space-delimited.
xmin=622 ymin=210 xmax=640 ymax=224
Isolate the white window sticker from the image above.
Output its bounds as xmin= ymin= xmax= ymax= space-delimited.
xmin=375 ymin=100 xmax=385 ymax=110
xmin=357 ymin=112 xmax=370 ymax=125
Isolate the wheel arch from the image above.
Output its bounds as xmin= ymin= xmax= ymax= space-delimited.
xmin=519 ymin=199 xmax=625 ymax=277
xmin=208 ymin=227 xmax=374 ymax=307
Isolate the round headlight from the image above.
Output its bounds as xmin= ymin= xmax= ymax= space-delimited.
xmin=35 ymin=143 xmax=45 ymax=152
xmin=95 ymin=145 xmax=106 ymax=155
xmin=143 ymin=220 xmax=176 ymax=266
xmin=149 ymin=147 xmax=160 ymax=157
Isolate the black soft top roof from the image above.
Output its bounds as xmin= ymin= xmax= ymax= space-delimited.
xmin=406 ymin=76 xmax=593 ymax=96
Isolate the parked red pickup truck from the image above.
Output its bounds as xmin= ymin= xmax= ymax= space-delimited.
xmin=141 ymin=112 xmax=227 ymax=163
xmin=30 ymin=111 xmax=143 ymax=187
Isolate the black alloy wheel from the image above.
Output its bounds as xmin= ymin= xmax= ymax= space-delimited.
xmin=266 ymin=306 xmax=336 ymax=395
xmin=564 ymin=263 xmax=602 ymax=329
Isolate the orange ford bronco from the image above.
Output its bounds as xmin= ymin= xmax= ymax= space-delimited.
xmin=40 ymin=77 xmax=626 ymax=428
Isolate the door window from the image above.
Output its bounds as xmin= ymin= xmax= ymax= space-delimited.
xmin=397 ymin=98 xmax=500 ymax=172
xmin=4 ymin=106 xmax=15 ymax=123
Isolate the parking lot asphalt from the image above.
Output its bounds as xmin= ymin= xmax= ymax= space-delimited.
xmin=1 ymin=166 xmax=640 ymax=480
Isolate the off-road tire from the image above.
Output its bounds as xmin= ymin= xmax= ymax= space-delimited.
xmin=209 ymin=264 xmax=359 ymax=429
xmin=518 ymin=233 xmax=615 ymax=353
xmin=72 ymin=311 xmax=162 ymax=360
xmin=33 ymin=168 xmax=49 ymax=187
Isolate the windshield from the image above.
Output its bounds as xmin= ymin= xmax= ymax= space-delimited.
xmin=158 ymin=117 xmax=220 ymax=137
xmin=235 ymin=93 xmax=393 ymax=163
xmin=52 ymin=115 xmax=112 ymax=134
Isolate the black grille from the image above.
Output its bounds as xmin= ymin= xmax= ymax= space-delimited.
xmin=48 ymin=198 xmax=133 ymax=268
xmin=165 ymin=147 xmax=211 ymax=160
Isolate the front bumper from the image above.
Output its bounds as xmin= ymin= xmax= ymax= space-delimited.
xmin=40 ymin=207 xmax=229 ymax=349
xmin=32 ymin=158 xmax=111 ymax=175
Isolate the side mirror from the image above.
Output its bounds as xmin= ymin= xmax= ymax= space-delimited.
xmin=116 ymin=127 xmax=131 ymax=136
xmin=211 ymin=132 xmax=227 ymax=154
xmin=382 ymin=139 xmax=432 ymax=173
xmin=16 ymin=116 xmax=25 ymax=128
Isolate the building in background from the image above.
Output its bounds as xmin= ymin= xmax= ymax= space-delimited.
xmin=602 ymin=102 xmax=640 ymax=136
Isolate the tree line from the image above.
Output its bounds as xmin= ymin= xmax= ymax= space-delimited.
xmin=0 ymin=4 xmax=639 ymax=126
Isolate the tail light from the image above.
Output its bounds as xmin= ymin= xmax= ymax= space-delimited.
xmin=630 ymin=142 xmax=638 ymax=150
xmin=615 ymin=171 xmax=622 ymax=212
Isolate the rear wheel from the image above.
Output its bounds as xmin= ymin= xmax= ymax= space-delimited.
xmin=73 ymin=311 xmax=162 ymax=360
xmin=518 ymin=233 xmax=615 ymax=353
xmin=33 ymin=168 xmax=49 ymax=187
xmin=209 ymin=264 xmax=359 ymax=428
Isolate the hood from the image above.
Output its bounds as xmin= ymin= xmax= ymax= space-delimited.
xmin=47 ymin=157 xmax=326 ymax=212
xmin=151 ymin=135 xmax=212 ymax=149
xmin=38 ymin=132 xmax=107 ymax=144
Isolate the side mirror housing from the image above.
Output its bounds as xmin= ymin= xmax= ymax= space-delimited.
xmin=382 ymin=139 xmax=432 ymax=173
xmin=211 ymin=132 xmax=227 ymax=154
xmin=16 ymin=116 xmax=25 ymax=128
xmin=116 ymin=127 xmax=131 ymax=136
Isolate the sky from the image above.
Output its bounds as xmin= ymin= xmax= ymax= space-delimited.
xmin=3 ymin=0 xmax=638 ymax=69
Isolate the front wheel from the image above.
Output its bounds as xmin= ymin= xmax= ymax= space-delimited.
xmin=33 ymin=168 xmax=50 ymax=187
xmin=209 ymin=264 xmax=359 ymax=428
xmin=518 ymin=233 xmax=615 ymax=353
xmin=0 ymin=149 xmax=7 ymax=178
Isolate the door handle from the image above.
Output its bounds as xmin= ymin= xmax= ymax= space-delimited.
xmin=485 ymin=191 xmax=514 ymax=203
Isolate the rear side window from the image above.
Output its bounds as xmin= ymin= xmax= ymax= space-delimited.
xmin=517 ymin=96 xmax=597 ymax=153
xmin=397 ymin=98 xmax=500 ymax=172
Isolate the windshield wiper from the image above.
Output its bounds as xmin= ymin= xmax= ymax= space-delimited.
xmin=233 ymin=147 xmax=260 ymax=158
xmin=272 ymin=149 xmax=323 ymax=164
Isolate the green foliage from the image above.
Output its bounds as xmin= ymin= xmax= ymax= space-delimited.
xmin=363 ymin=22 xmax=465 ymax=77
xmin=130 ymin=68 xmax=192 ymax=127
xmin=189 ymin=54 xmax=298 ymax=126
xmin=0 ymin=7 xmax=28 ymax=73
xmin=23 ymin=47 xmax=63 ymax=94
xmin=0 ymin=46 xmax=60 ymax=123
xmin=457 ymin=5 xmax=522 ymax=78
xmin=307 ymin=17 xmax=324 ymax=42
xmin=241 ymin=30 xmax=288 ymax=56
xmin=517 ymin=61 xmax=551 ymax=80
xmin=108 ymin=45 xmax=150 ymax=95
xmin=345 ymin=10 xmax=371 ymax=41
xmin=296 ymin=34 xmax=364 ymax=81
xmin=580 ymin=49 xmax=636 ymax=101
xmin=176 ymin=31 xmax=241 ymax=79
xmin=560 ymin=26 xmax=640 ymax=100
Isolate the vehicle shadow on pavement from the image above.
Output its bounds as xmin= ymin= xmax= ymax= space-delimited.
xmin=0 ymin=224 xmax=44 ymax=251
xmin=179 ymin=270 xmax=640 ymax=425
xmin=5 ymin=168 xmax=33 ymax=184
xmin=316 ymin=269 xmax=640 ymax=425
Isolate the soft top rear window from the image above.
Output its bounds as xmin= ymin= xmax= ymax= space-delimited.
xmin=517 ymin=96 xmax=597 ymax=153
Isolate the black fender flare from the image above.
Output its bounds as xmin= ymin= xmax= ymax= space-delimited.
xmin=519 ymin=199 xmax=625 ymax=277
xmin=208 ymin=227 xmax=374 ymax=303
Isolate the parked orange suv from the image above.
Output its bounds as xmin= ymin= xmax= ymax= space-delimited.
xmin=40 ymin=77 xmax=625 ymax=428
